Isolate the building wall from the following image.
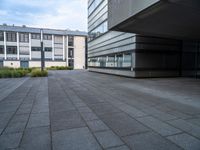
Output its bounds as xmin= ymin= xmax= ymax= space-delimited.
xmin=88 ymin=0 xmax=136 ymax=77
xmin=4 ymin=61 xmax=20 ymax=68
xmin=74 ymin=36 xmax=86 ymax=69
xmin=88 ymin=0 xmax=183 ymax=78
xmin=0 ymin=29 xmax=86 ymax=69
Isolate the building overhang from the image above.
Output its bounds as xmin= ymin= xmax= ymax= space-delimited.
xmin=108 ymin=0 xmax=200 ymax=40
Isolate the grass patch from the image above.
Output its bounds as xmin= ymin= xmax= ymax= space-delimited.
xmin=31 ymin=69 xmax=48 ymax=77
xmin=47 ymin=66 xmax=73 ymax=70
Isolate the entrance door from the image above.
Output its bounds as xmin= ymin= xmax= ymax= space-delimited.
xmin=20 ymin=61 xmax=29 ymax=68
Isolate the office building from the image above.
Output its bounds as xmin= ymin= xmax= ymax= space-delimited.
xmin=88 ymin=0 xmax=183 ymax=77
xmin=88 ymin=0 xmax=200 ymax=78
xmin=108 ymin=0 xmax=200 ymax=78
xmin=0 ymin=25 xmax=87 ymax=69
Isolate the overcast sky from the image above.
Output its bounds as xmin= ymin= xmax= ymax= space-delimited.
xmin=0 ymin=0 xmax=88 ymax=31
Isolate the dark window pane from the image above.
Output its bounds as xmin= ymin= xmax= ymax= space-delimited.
xmin=0 ymin=45 xmax=4 ymax=54
xmin=31 ymin=47 xmax=41 ymax=51
xmin=31 ymin=33 xmax=41 ymax=39
xmin=6 ymin=32 xmax=17 ymax=42
xmin=68 ymin=48 xmax=74 ymax=57
xmin=89 ymin=21 xmax=107 ymax=41
xmin=43 ymin=34 xmax=52 ymax=40
xmin=68 ymin=36 xmax=74 ymax=46
xmin=19 ymin=33 xmax=29 ymax=43
xmin=0 ymin=32 xmax=4 ymax=41
xmin=45 ymin=47 xmax=52 ymax=52
xmin=7 ymin=46 xmax=17 ymax=54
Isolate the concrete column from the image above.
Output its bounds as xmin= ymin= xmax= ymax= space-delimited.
xmin=3 ymin=31 xmax=7 ymax=60
xmin=131 ymin=52 xmax=134 ymax=71
xmin=66 ymin=36 xmax=68 ymax=66
xmin=52 ymin=35 xmax=54 ymax=60
xmin=17 ymin=32 xmax=20 ymax=60
xmin=122 ymin=53 xmax=125 ymax=67
xmin=41 ymin=30 xmax=43 ymax=41
xmin=115 ymin=54 xmax=117 ymax=67
xmin=63 ymin=35 xmax=65 ymax=61
xmin=29 ymin=33 xmax=31 ymax=60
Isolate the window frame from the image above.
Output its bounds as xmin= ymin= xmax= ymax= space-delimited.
xmin=0 ymin=45 xmax=4 ymax=54
xmin=0 ymin=32 xmax=4 ymax=41
xmin=19 ymin=33 xmax=29 ymax=43
xmin=6 ymin=32 xmax=17 ymax=42
xmin=6 ymin=46 xmax=17 ymax=54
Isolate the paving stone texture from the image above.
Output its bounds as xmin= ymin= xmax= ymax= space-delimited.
xmin=0 ymin=70 xmax=200 ymax=150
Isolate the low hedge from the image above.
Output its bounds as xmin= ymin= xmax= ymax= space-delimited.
xmin=47 ymin=66 xmax=73 ymax=70
xmin=0 ymin=69 xmax=29 ymax=78
xmin=31 ymin=69 xmax=48 ymax=77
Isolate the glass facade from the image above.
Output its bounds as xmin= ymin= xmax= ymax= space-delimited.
xmin=88 ymin=0 xmax=103 ymax=15
xmin=88 ymin=0 xmax=134 ymax=71
xmin=88 ymin=52 xmax=132 ymax=69
xmin=89 ymin=21 xmax=108 ymax=41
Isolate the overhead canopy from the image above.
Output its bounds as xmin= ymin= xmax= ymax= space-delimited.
xmin=108 ymin=0 xmax=200 ymax=40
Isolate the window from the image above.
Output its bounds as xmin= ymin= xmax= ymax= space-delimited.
xmin=31 ymin=47 xmax=41 ymax=51
xmin=6 ymin=32 xmax=17 ymax=42
xmin=31 ymin=33 xmax=41 ymax=39
xmin=7 ymin=46 xmax=17 ymax=54
xmin=43 ymin=34 xmax=52 ymax=40
xmin=68 ymin=59 xmax=74 ymax=67
xmin=89 ymin=21 xmax=108 ymax=41
xmin=45 ymin=47 xmax=52 ymax=52
xmin=68 ymin=48 xmax=74 ymax=57
xmin=68 ymin=36 xmax=74 ymax=46
xmin=88 ymin=52 xmax=133 ymax=69
xmin=0 ymin=32 xmax=4 ymax=41
xmin=123 ymin=53 xmax=132 ymax=67
xmin=19 ymin=33 xmax=29 ymax=43
xmin=88 ymin=0 xmax=102 ymax=15
xmin=0 ymin=45 xmax=4 ymax=54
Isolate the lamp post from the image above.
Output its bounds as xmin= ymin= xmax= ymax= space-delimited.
xmin=40 ymin=29 xmax=45 ymax=71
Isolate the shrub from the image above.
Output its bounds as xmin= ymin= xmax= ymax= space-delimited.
xmin=47 ymin=66 xmax=73 ymax=70
xmin=31 ymin=69 xmax=48 ymax=77
xmin=0 ymin=69 xmax=28 ymax=78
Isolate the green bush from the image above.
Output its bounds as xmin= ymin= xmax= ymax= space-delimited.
xmin=31 ymin=69 xmax=48 ymax=77
xmin=0 ymin=68 xmax=28 ymax=78
xmin=47 ymin=66 xmax=73 ymax=70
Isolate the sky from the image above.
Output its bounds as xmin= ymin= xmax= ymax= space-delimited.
xmin=0 ymin=0 xmax=88 ymax=31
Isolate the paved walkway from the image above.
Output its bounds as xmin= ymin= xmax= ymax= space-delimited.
xmin=0 ymin=70 xmax=200 ymax=150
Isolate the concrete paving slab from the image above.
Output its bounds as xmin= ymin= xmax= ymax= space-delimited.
xmin=27 ymin=113 xmax=50 ymax=128
xmin=100 ymin=112 xmax=149 ymax=137
xmin=0 ymin=132 xmax=23 ymax=150
xmin=20 ymin=127 xmax=51 ymax=150
xmin=94 ymin=130 xmax=124 ymax=149
xmin=123 ymin=132 xmax=181 ymax=150
xmin=87 ymin=120 xmax=109 ymax=132
xmin=167 ymin=133 xmax=200 ymax=150
xmin=137 ymin=116 xmax=181 ymax=136
xmin=107 ymin=145 xmax=130 ymax=150
xmin=52 ymin=127 xmax=102 ymax=150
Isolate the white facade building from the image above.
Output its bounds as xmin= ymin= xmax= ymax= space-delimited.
xmin=0 ymin=25 xmax=87 ymax=69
